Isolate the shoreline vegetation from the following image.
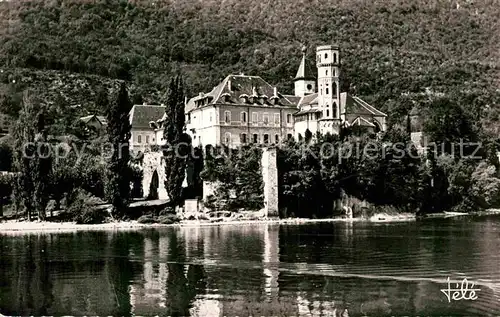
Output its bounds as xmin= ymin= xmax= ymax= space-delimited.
xmin=2 ymin=210 xmax=500 ymax=234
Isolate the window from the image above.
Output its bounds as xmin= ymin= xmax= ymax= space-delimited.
xmin=286 ymin=114 xmax=292 ymax=124
xmin=263 ymin=134 xmax=269 ymax=144
xmin=263 ymin=113 xmax=269 ymax=124
xmin=333 ymin=82 xmax=337 ymax=95
xmin=287 ymin=133 xmax=293 ymax=140
xmin=146 ymin=135 xmax=150 ymax=144
xmin=333 ymin=102 xmax=337 ymax=118
xmin=224 ymin=111 xmax=231 ymax=123
xmin=326 ymin=109 xmax=330 ymax=117
xmin=274 ymin=113 xmax=280 ymax=124
xmin=307 ymin=84 xmax=312 ymax=90
xmin=326 ymin=70 xmax=328 ymax=76
xmin=240 ymin=133 xmax=247 ymax=144
xmin=334 ymin=54 xmax=337 ymax=63
xmin=253 ymin=134 xmax=259 ymax=143
xmin=137 ymin=135 xmax=142 ymax=143
xmin=326 ymin=88 xmax=329 ymax=95
xmin=252 ymin=112 xmax=258 ymax=123
xmin=209 ymin=112 xmax=213 ymax=122
xmin=224 ymin=132 xmax=231 ymax=145
xmin=241 ymin=111 xmax=247 ymax=123
xmin=275 ymin=134 xmax=279 ymax=144
xmin=324 ymin=53 xmax=328 ymax=59
xmin=320 ymin=89 xmax=322 ymax=95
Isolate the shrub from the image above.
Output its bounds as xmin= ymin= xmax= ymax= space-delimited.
xmin=67 ymin=189 xmax=106 ymax=224
xmin=157 ymin=214 xmax=180 ymax=224
xmin=137 ymin=214 xmax=157 ymax=224
xmin=159 ymin=205 xmax=176 ymax=215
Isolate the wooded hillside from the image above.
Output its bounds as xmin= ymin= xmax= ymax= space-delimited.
xmin=0 ymin=0 xmax=499 ymax=132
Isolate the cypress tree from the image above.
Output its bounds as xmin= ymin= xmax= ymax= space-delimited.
xmin=13 ymin=90 xmax=51 ymax=221
xmin=105 ymin=82 xmax=132 ymax=218
xmin=163 ymin=76 xmax=187 ymax=206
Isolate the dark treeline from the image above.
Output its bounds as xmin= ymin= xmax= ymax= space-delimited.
xmin=279 ymin=122 xmax=500 ymax=217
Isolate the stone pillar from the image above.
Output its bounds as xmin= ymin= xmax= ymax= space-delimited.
xmin=261 ymin=147 xmax=279 ymax=218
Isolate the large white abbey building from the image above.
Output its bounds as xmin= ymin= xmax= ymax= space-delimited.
xmin=129 ymin=45 xmax=387 ymax=150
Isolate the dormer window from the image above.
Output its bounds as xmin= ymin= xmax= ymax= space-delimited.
xmin=221 ymin=92 xmax=231 ymax=103
xmin=269 ymin=96 xmax=279 ymax=105
xmin=239 ymin=94 xmax=249 ymax=104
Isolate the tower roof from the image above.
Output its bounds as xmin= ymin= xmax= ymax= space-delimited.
xmin=294 ymin=52 xmax=315 ymax=81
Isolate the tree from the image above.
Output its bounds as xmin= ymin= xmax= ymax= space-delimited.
xmin=12 ymin=90 xmax=48 ymax=221
xmin=163 ymin=76 xmax=187 ymax=207
xmin=105 ymin=82 xmax=132 ymax=218
xmin=32 ymin=106 xmax=52 ymax=220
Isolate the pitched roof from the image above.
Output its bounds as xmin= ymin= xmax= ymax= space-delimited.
xmin=185 ymin=74 xmax=297 ymax=113
xmin=350 ymin=116 xmax=377 ymax=128
xmin=294 ymin=53 xmax=316 ymax=81
xmin=283 ymin=95 xmax=302 ymax=105
xmin=298 ymin=93 xmax=319 ymax=106
xmin=294 ymin=108 xmax=322 ymax=116
xmin=129 ymin=105 xmax=165 ymax=129
xmin=79 ymin=115 xmax=97 ymax=124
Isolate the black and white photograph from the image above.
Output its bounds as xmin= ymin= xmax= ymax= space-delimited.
xmin=0 ymin=0 xmax=500 ymax=315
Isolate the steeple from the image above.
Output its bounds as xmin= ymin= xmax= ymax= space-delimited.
xmin=293 ymin=46 xmax=316 ymax=97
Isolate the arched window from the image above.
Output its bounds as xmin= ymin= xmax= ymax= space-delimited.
xmin=326 ymin=109 xmax=330 ymax=117
xmin=326 ymin=88 xmax=329 ymax=95
xmin=224 ymin=132 xmax=231 ymax=144
xmin=334 ymin=54 xmax=337 ymax=63
xmin=332 ymin=82 xmax=337 ymax=95
xmin=224 ymin=111 xmax=231 ymax=123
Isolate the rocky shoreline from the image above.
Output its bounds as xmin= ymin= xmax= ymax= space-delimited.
xmin=2 ymin=209 xmax=499 ymax=234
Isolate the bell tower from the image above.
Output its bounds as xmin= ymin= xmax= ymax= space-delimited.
xmin=316 ymin=45 xmax=341 ymax=134
xmin=293 ymin=46 xmax=316 ymax=97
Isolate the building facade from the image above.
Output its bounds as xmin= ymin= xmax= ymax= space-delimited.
xmin=293 ymin=45 xmax=387 ymax=139
xmin=129 ymin=104 xmax=166 ymax=151
xmin=185 ymin=75 xmax=296 ymax=148
xmin=183 ymin=45 xmax=387 ymax=147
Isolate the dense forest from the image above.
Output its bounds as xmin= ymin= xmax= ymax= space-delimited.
xmin=0 ymin=0 xmax=499 ymax=133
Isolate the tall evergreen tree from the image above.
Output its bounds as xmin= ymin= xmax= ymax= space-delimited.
xmin=105 ymin=82 xmax=132 ymax=218
xmin=13 ymin=90 xmax=51 ymax=221
xmin=163 ymin=76 xmax=187 ymax=207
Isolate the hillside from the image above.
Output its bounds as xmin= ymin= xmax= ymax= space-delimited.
xmin=0 ymin=0 xmax=499 ymax=132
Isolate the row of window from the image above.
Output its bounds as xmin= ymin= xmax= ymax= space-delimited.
xmin=317 ymin=52 xmax=338 ymax=64
xmin=223 ymin=111 xmax=293 ymax=125
xmin=136 ymin=135 xmax=155 ymax=144
xmin=224 ymin=132 xmax=293 ymax=145
xmin=319 ymin=82 xmax=337 ymax=96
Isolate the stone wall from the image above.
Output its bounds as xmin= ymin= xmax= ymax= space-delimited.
xmin=141 ymin=151 xmax=168 ymax=200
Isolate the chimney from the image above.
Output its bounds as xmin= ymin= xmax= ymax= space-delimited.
xmin=273 ymin=87 xmax=277 ymax=97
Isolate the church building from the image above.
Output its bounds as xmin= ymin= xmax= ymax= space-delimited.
xmin=184 ymin=44 xmax=387 ymax=147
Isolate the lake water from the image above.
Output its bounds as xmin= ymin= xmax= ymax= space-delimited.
xmin=1 ymin=215 xmax=500 ymax=316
